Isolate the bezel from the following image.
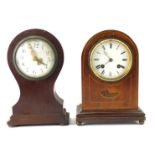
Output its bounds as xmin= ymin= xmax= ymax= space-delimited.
xmin=13 ymin=36 xmax=58 ymax=81
xmin=89 ymin=38 xmax=133 ymax=82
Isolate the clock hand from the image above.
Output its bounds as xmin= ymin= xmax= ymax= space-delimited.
xmin=35 ymin=57 xmax=47 ymax=67
xmin=104 ymin=58 xmax=113 ymax=65
xmin=99 ymin=58 xmax=113 ymax=69
xmin=28 ymin=43 xmax=47 ymax=66
xmin=103 ymin=51 xmax=111 ymax=59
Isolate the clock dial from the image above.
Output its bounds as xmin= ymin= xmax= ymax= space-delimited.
xmin=13 ymin=37 xmax=57 ymax=80
xmin=89 ymin=39 xmax=132 ymax=81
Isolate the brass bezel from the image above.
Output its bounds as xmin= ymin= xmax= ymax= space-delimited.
xmin=89 ymin=39 xmax=133 ymax=82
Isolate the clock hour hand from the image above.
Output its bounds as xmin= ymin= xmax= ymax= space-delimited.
xmin=97 ymin=58 xmax=113 ymax=69
xmin=104 ymin=58 xmax=113 ymax=65
xmin=28 ymin=43 xmax=47 ymax=66
xmin=35 ymin=57 xmax=47 ymax=67
xmin=34 ymin=57 xmax=47 ymax=66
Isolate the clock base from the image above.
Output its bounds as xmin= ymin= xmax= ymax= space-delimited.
xmin=8 ymin=109 xmax=69 ymax=126
xmin=76 ymin=105 xmax=145 ymax=125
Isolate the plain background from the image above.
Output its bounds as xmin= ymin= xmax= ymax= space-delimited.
xmin=0 ymin=0 xmax=154 ymax=154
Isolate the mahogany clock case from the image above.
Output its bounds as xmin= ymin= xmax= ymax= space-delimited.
xmin=76 ymin=30 xmax=145 ymax=125
xmin=7 ymin=29 xmax=69 ymax=126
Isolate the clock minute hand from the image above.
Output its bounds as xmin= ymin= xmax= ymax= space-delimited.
xmin=28 ymin=43 xmax=47 ymax=66
xmin=28 ymin=43 xmax=38 ymax=59
xmin=103 ymin=51 xmax=111 ymax=59
xmin=101 ymin=58 xmax=113 ymax=68
xmin=34 ymin=56 xmax=47 ymax=67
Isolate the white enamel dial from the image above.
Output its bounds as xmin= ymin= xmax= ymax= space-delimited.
xmin=14 ymin=37 xmax=57 ymax=80
xmin=89 ymin=39 xmax=132 ymax=81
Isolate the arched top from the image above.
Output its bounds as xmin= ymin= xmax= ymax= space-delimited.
xmin=82 ymin=29 xmax=138 ymax=83
xmin=82 ymin=29 xmax=138 ymax=61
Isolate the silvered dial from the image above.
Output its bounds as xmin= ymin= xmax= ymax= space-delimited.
xmin=14 ymin=37 xmax=57 ymax=80
xmin=90 ymin=39 xmax=132 ymax=81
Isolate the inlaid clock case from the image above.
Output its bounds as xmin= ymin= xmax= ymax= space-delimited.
xmin=76 ymin=30 xmax=145 ymax=125
xmin=7 ymin=29 xmax=69 ymax=126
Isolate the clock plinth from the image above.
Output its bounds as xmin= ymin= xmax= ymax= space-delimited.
xmin=76 ymin=30 xmax=146 ymax=125
xmin=76 ymin=105 xmax=145 ymax=125
xmin=8 ymin=91 xmax=69 ymax=126
xmin=7 ymin=29 xmax=69 ymax=126
xmin=8 ymin=111 xmax=69 ymax=126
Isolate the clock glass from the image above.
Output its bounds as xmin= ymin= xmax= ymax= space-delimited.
xmin=13 ymin=36 xmax=57 ymax=80
xmin=89 ymin=39 xmax=133 ymax=81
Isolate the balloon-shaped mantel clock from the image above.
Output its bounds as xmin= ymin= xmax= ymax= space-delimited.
xmin=8 ymin=29 xmax=69 ymax=126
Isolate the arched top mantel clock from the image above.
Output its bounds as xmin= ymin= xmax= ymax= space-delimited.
xmin=76 ymin=30 xmax=145 ymax=125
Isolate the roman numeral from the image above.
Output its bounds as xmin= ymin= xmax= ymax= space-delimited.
xmin=96 ymin=65 xmax=101 ymax=69
xmin=22 ymin=49 xmax=25 ymax=53
xmin=34 ymin=42 xmax=39 ymax=48
xmin=116 ymin=45 xmax=119 ymax=50
xmin=102 ymin=45 xmax=106 ymax=50
xmin=46 ymin=51 xmax=50 ymax=55
xmin=94 ymin=58 xmax=99 ymax=61
xmin=117 ymin=64 xmax=125 ymax=69
xmin=109 ymin=72 xmax=112 ymax=77
xmin=121 ymin=51 xmax=125 ymax=55
xmin=122 ymin=58 xmax=127 ymax=61
xmin=96 ymin=51 xmax=101 ymax=54
xmin=21 ymin=63 xmax=25 ymax=66
xmin=110 ymin=43 xmax=112 ymax=48
xmin=32 ymin=70 xmax=36 ymax=75
xmin=102 ymin=70 xmax=105 ymax=74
